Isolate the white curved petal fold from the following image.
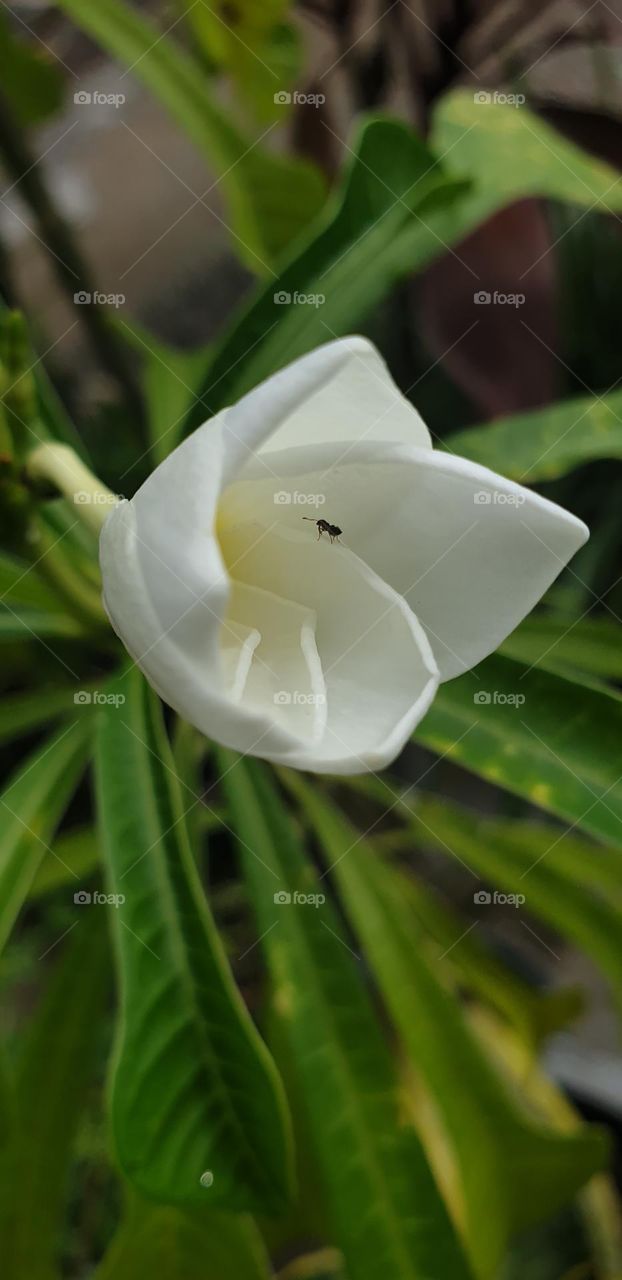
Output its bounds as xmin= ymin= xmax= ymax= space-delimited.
xmin=232 ymin=335 xmax=432 ymax=463
xmin=222 ymin=443 xmax=588 ymax=680
xmin=219 ymin=524 xmax=439 ymax=772
xmin=100 ymin=500 xmax=305 ymax=760
xmin=225 ymin=581 xmax=327 ymax=744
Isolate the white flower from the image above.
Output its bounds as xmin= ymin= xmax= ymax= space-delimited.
xmin=100 ymin=337 xmax=588 ymax=774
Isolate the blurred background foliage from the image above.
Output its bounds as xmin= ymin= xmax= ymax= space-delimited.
xmin=1 ymin=2 xmax=622 ymax=1279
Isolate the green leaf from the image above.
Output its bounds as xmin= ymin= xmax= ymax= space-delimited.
xmin=0 ymin=604 xmax=84 ymax=641
xmin=3 ymin=917 xmax=109 ymax=1280
xmin=94 ymin=667 xmax=293 ymax=1211
xmin=94 ymin=1194 xmax=272 ymax=1280
xmin=0 ymin=720 xmax=91 ymax=954
xmin=416 ymin=653 xmax=622 ymax=849
xmin=285 ymin=776 xmax=608 ymax=1279
xmin=367 ymin=840 xmax=582 ymax=1046
xmin=447 ymin=390 xmax=622 ymax=485
xmin=29 ymin=825 xmax=100 ymax=900
xmin=183 ymin=0 xmax=302 ymax=123
xmin=0 ymin=682 xmax=98 ymax=747
xmin=133 ymin=329 xmax=211 ymax=468
xmin=0 ymin=550 xmax=66 ymax=611
xmin=501 ymin=615 xmax=622 ymax=682
xmin=377 ymin=789 xmax=622 ymax=1022
xmin=184 ymin=117 xmax=468 ymax=426
xmin=430 ymin=89 xmax=622 ymax=239
xmin=220 ymin=751 xmax=474 ymax=1280
xmin=0 ymin=13 xmax=63 ymax=127
xmin=186 ymin=93 xmax=622 ymax=428
xmin=55 ymin=0 xmax=326 ymax=271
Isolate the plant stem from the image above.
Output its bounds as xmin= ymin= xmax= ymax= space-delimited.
xmin=24 ymin=441 xmax=119 ymax=535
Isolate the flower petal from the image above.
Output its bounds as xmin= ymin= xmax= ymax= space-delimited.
xmin=219 ymin=522 xmax=439 ymax=772
xmin=218 ymin=336 xmax=431 ymax=486
xmin=222 ymin=443 xmax=588 ymax=680
xmin=225 ymin=581 xmax=327 ymax=744
xmin=100 ymin=499 xmax=312 ymax=761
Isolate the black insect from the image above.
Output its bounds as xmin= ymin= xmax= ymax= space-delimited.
xmin=302 ymin=517 xmax=343 ymax=544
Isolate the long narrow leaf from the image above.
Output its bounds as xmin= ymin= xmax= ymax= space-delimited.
xmin=220 ymin=750 xmax=474 ymax=1280
xmin=4 ymin=917 xmax=109 ymax=1280
xmin=94 ymin=668 xmax=293 ymax=1211
xmin=0 ymin=720 xmax=92 ymax=953
xmin=286 ymin=776 xmax=608 ymax=1279
xmin=416 ymin=654 xmax=622 ymax=849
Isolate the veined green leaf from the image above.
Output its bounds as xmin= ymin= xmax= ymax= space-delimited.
xmin=94 ymin=668 xmax=293 ymax=1211
xmin=94 ymin=1193 xmax=272 ymax=1280
xmin=0 ymin=720 xmax=91 ymax=953
xmin=416 ymin=653 xmax=622 ymax=849
xmin=285 ymin=776 xmax=608 ymax=1279
xmin=220 ymin=751 xmax=474 ymax=1280
xmin=500 ymin=615 xmax=622 ymax=682
xmin=186 ymin=118 xmax=466 ymax=426
xmin=4 ymin=917 xmax=109 ymax=1280
xmin=55 ymin=0 xmax=326 ymax=271
xmin=431 ymin=90 xmax=622 ymax=241
xmin=447 ymin=391 xmax=622 ymax=485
